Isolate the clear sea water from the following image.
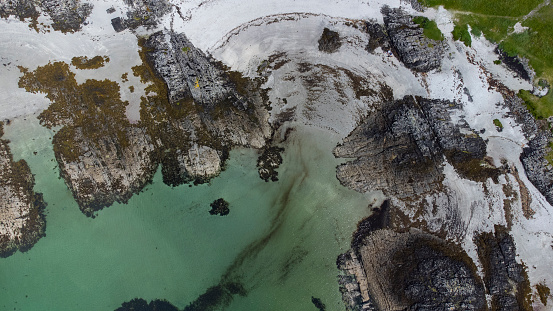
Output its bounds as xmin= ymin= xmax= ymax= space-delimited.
xmin=0 ymin=117 xmax=376 ymax=311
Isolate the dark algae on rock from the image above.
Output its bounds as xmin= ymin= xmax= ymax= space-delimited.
xmin=257 ymin=146 xmax=284 ymax=182
xmin=0 ymin=122 xmax=47 ymax=257
xmin=209 ymin=198 xmax=230 ymax=216
xmin=115 ymin=298 xmax=179 ymax=311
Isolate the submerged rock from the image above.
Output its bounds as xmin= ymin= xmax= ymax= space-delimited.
xmin=209 ymin=198 xmax=230 ymax=216
xmin=115 ymin=298 xmax=178 ymax=311
xmin=257 ymin=146 xmax=284 ymax=182
xmin=0 ymin=123 xmax=46 ymax=257
xmin=382 ymin=7 xmax=445 ymax=72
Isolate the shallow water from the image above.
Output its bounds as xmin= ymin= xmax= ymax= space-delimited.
xmin=0 ymin=117 xmax=376 ymax=311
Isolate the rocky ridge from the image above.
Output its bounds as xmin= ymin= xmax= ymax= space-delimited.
xmin=0 ymin=122 xmax=46 ymax=257
xmin=334 ymin=95 xmax=492 ymax=199
xmin=382 ymin=6 xmax=445 ymax=72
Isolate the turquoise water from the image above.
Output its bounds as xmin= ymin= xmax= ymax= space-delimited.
xmin=0 ymin=117 xmax=375 ymax=311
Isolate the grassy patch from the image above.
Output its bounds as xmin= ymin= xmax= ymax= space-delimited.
xmin=421 ymin=0 xmax=542 ymax=17
xmin=425 ymin=0 xmax=553 ymax=119
xmin=493 ymin=118 xmax=503 ymax=128
xmin=518 ymin=89 xmax=553 ymax=119
xmin=413 ymin=16 xmax=444 ymax=41
xmin=452 ymin=23 xmax=472 ymax=47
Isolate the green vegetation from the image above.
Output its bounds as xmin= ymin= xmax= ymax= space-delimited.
xmin=421 ymin=0 xmax=542 ymax=17
xmin=493 ymin=118 xmax=503 ymax=129
xmin=423 ymin=0 xmax=553 ymax=120
xmin=71 ymin=56 xmax=109 ymax=70
xmin=494 ymin=60 xmax=502 ymax=65
xmin=181 ymin=46 xmax=190 ymax=53
xmin=413 ymin=16 xmax=444 ymax=41
xmin=452 ymin=23 xmax=472 ymax=46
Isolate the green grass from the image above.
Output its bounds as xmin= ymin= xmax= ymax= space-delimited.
xmin=424 ymin=0 xmax=553 ymax=120
xmin=413 ymin=16 xmax=444 ymax=41
xmin=493 ymin=119 xmax=503 ymax=128
xmin=421 ymin=0 xmax=542 ymax=17
xmin=452 ymin=23 xmax=472 ymax=46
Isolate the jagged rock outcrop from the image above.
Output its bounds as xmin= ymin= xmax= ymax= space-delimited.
xmin=318 ymin=28 xmax=342 ymax=53
xmin=111 ymin=0 xmax=172 ymax=32
xmin=139 ymin=29 xmax=271 ymax=185
xmin=0 ymin=0 xmax=92 ymax=32
xmin=257 ymin=146 xmax=284 ymax=182
xmin=55 ymin=126 xmax=157 ymax=216
xmin=338 ymin=202 xmax=487 ymax=311
xmin=521 ymin=132 xmax=553 ymax=205
xmin=382 ymin=7 xmax=445 ymax=72
xmin=0 ymin=123 xmax=46 ymax=257
xmin=475 ymin=226 xmax=532 ymax=310
xmin=334 ymin=95 xmax=491 ymax=199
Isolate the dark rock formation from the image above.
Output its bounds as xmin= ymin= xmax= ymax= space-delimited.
xmin=318 ymin=28 xmax=342 ymax=53
xmin=115 ymin=298 xmax=179 ymax=311
xmin=40 ymin=0 xmax=92 ymax=32
xmin=111 ymin=0 xmax=172 ymax=32
xmin=257 ymin=146 xmax=284 ymax=182
xmin=495 ymin=47 xmax=533 ymax=82
xmin=209 ymin=198 xmax=230 ymax=216
xmin=475 ymin=226 xmax=532 ymax=310
xmin=338 ymin=224 xmax=487 ymax=310
xmin=0 ymin=122 xmax=47 ymax=257
xmin=311 ymin=296 xmax=326 ymax=311
xmin=364 ymin=21 xmax=390 ymax=53
xmin=139 ymin=30 xmax=270 ymax=187
xmin=0 ymin=0 xmax=38 ymax=20
xmin=521 ymin=131 xmax=553 ymax=205
xmin=0 ymin=0 xmax=92 ymax=32
xmin=382 ymin=7 xmax=445 ymax=72
xmin=334 ymin=95 xmax=492 ymax=199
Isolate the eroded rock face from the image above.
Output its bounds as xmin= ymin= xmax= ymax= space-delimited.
xmin=382 ymin=7 xmax=445 ymax=72
xmin=475 ymin=226 xmax=532 ymax=310
xmin=0 ymin=123 xmax=46 ymax=257
xmin=141 ymin=30 xmax=271 ymax=148
xmin=338 ymin=224 xmax=487 ymax=310
xmin=55 ymin=126 xmax=157 ymax=216
xmin=521 ymin=132 xmax=553 ymax=205
xmin=334 ymin=95 xmax=490 ymax=199
xmin=19 ymin=62 xmax=158 ymax=216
